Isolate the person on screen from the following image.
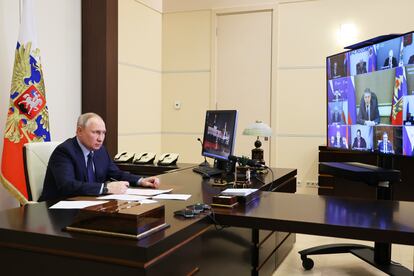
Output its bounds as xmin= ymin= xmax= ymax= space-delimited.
xmin=408 ymin=54 xmax=414 ymax=65
xmin=357 ymin=88 xmax=380 ymax=126
xmin=356 ymin=59 xmax=367 ymax=74
xmin=39 ymin=113 xmax=160 ymax=201
xmin=333 ymin=131 xmax=347 ymax=149
xmin=383 ymin=49 xmax=398 ymax=69
xmin=330 ymin=135 xmax=335 ymax=147
xmin=342 ymin=137 xmax=348 ymax=149
xmin=331 ymin=61 xmax=339 ymax=78
xmin=331 ymin=105 xmax=345 ymax=124
xmin=352 ymin=129 xmax=367 ymax=150
xmin=378 ymin=132 xmax=394 ymax=154
xmin=331 ymin=61 xmax=344 ymax=78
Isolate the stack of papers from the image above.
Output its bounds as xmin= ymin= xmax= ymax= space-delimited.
xmin=221 ymin=188 xmax=258 ymax=197
xmin=126 ymin=188 xmax=173 ymax=196
xmin=49 ymin=188 xmax=192 ymax=209
xmin=152 ymin=194 xmax=191 ymax=201
xmin=50 ymin=201 xmax=109 ymax=209
xmin=97 ymin=194 xmax=148 ymax=201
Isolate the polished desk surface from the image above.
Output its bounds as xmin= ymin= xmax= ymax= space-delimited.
xmin=319 ymin=162 xmax=401 ymax=186
xmin=0 ymin=167 xmax=296 ymax=267
xmin=214 ymin=192 xmax=414 ymax=246
xmin=116 ymin=162 xmax=196 ymax=176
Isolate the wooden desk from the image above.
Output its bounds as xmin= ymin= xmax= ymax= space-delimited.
xmin=0 ymin=167 xmax=297 ymax=275
xmin=215 ymin=192 xmax=414 ymax=275
xmin=213 ymin=192 xmax=414 ymax=245
xmin=312 ymin=162 xmax=410 ymax=275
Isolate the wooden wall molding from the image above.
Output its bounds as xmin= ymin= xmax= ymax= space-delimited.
xmin=82 ymin=0 xmax=118 ymax=157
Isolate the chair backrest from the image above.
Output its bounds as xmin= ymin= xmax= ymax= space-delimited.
xmin=23 ymin=141 xmax=61 ymax=202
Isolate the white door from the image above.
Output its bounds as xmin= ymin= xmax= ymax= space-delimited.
xmin=215 ymin=10 xmax=273 ymax=163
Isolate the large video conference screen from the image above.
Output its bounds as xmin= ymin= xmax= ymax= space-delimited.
xmin=327 ymin=31 xmax=414 ymax=157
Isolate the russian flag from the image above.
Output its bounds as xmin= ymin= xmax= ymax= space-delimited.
xmin=1 ymin=0 xmax=51 ymax=204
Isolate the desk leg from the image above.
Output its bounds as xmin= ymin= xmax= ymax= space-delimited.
xmin=374 ymin=183 xmax=392 ymax=264
xmin=374 ymin=242 xmax=391 ymax=264
xmin=251 ymin=229 xmax=259 ymax=276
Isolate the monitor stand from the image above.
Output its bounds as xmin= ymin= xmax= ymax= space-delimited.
xmin=198 ymin=159 xmax=210 ymax=167
xmin=215 ymin=159 xmax=236 ymax=175
xmin=299 ymin=161 xmax=412 ymax=276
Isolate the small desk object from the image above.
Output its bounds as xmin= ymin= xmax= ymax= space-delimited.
xmin=66 ymin=201 xmax=168 ymax=240
xmin=299 ymin=162 xmax=411 ymax=276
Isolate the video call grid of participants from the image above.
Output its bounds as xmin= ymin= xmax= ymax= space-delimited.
xmin=326 ymin=32 xmax=414 ymax=156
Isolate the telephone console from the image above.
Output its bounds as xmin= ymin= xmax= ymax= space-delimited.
xmin=174 ymin=203 xmax=211 ymax=218
xmin=133 ymin=152 xmax=156 ymax=164
xmin=114 ymin=151 xmax=135 ymax=163
xmin=157 ymin=153 xmax=179 ymax=166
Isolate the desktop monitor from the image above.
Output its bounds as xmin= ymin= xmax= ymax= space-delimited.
xmin=201 ymin=110 xmax=238 ymax=161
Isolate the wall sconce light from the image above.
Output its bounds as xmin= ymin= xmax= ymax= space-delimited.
xmin=337 ymin=23 xmax=358 ymax=47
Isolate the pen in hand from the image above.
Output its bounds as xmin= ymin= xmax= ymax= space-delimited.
xmin=107 ymin=178 xmax=130 ymax=194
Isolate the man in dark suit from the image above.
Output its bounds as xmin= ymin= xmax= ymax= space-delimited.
xmin=383 ymin=49 xmax=398 ymax=69
xmin=331 ymin=106 xmax=345 ymax=124
xmin=357 ymin=88 xmax=380 ymax=125
xmin=352 ymin=129 xmax=367 ymax=150
xmin=331 ymin=61 xmax=343 ymax=78
xmin=333 ymin=131 xmax=347 ymax=149
xmin=378 ymin=132 xmax=394 ymax=154
xmin=356 ymin=60 xmax=367 ymax=74
xmin=39 ymin=113 xmax=160 ymax=201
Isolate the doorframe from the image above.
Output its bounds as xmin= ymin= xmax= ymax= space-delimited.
xmin=210 ymin=4 xmax=278 ymax=166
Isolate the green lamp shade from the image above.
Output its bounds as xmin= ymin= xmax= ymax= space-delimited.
xmin=242 ymin=120 xmax=272 ymax=137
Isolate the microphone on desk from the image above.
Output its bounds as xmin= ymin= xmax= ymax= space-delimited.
xmin=197 ymin=138 xmax=209 ymax=167
xmin=228 ymin=155 xmax=267 ymax=168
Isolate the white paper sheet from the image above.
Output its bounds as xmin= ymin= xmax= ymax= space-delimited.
xmin=49 ymin=201 xmax=109 ymax=209
xmin=139 ymin=199 xmax=159 ymax=204
xmin=97 ymin=194 xmax=148 ymax=201
xmin=152 ymin=194 xmax=191 ymax=201
xmin=126 ymin=188 xmax=173 ymax=196
xmin=221 ymin=188 xmax=258 ymax=196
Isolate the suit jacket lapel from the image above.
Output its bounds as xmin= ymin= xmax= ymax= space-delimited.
xmin=71 ymin=138 xmax=88 ymax=182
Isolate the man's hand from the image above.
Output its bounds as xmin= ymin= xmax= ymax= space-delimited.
xmin=364 ymin=120 xmax=375 ymax=126
xmin=140 ymin=176 xmax=160 ymax=189
xmin=107 ymin=181 xmax=129 ymax=194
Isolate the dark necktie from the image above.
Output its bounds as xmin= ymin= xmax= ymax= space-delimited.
xmin=87 ymin=151 xmax=96 ymax=183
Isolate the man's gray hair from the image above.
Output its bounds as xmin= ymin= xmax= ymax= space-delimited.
xmin=364 ymin=88 xmax=372 ymax=95
xmin=77 ymin=113 xmax=103 ymax=128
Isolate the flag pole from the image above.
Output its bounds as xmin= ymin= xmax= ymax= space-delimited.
xmin=19 ymin=0 xmax=22 ymax=24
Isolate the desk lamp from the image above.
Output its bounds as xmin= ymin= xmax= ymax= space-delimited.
xmin=242 ymin=120 xmax=272 ymax=165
